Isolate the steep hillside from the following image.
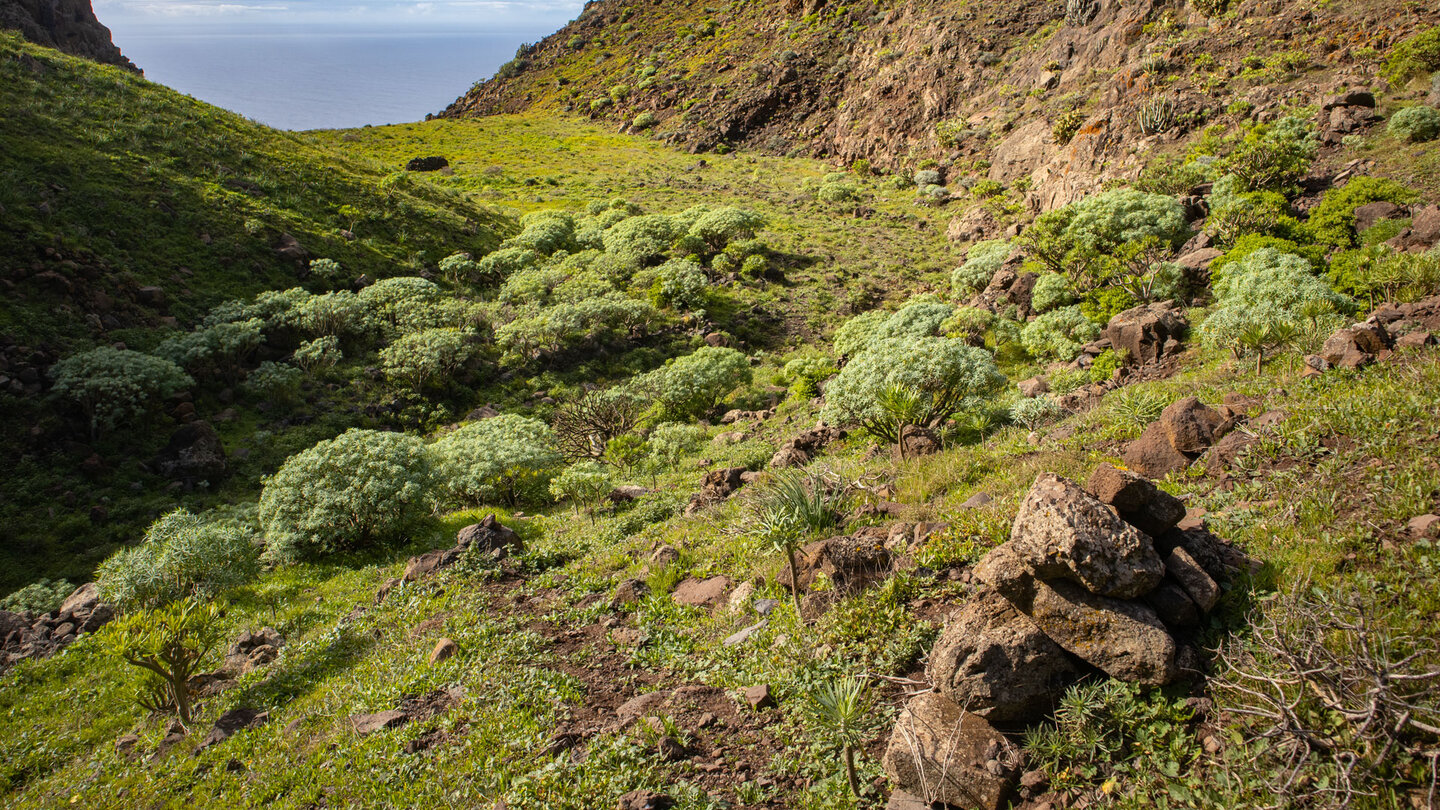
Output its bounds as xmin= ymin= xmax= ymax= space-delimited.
xmin=0 ymin=0 xmax=136 ymax=70
xmin=443 ymin=0 xmax=1440 ymax=210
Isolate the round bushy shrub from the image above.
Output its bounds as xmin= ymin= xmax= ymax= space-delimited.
xmin=379 ymin=328 xmax=477 ymax=390
xmin=1200 ymin=248 xmax=1351 ymax=353
xmin=632 ymin=346 xmax=752 ymax=420
xmin=1020 ymin=305 xmax=1102 ymax=361
xmin=506 ymin=211 xmax=578 ymax=256
xmin=1302 ymin=177 xmax=1419 ymax=249
xmin=309 ymin=258 xmax=343 ymax=280
xmin=648 ymin=422 xmax=706 ymax=469
xmin=550 ymin=460 xmax=613 ymax=513
xmin=243 ymin=361 xmax=303 ymax=401
xmin=781 ymin=355 xmax=838 ymax=399
xmin=259 ymin=429 xmax=438 ymax=559
xmin=952 ymin=240 xmax=1015 ymax=297
xmin=875 ymin=300 xmax=955 ymax=342
xmin=817 ymin=181 xmax=860 ymax=203
xmin=821 ymin=336 xmax=1007 ymax=443
xmin=50 ymin=347 xmax=193 ymax=436
xmin=1388 ymin=105 xmax=1440 ymax=143
xmin=98 ymin=510 xmax=260 ymax=611
xmin=686 ymin=206 xmax=765 ymax=252
xmin=603 ymin=214 xmax=676 ymax=266
xmin=438 ymin=252 xmax=482 ymax=286
xmin=433 ymin=414 xmax=562 ymax=506
xmin=293 ymin=336 xmax=343 ymax=371
xmin=654 ymin=258 xmax=709 ymax=310
xmin=1011 ymin=395 xmax=1061 ymax=431
xmin=476 ymin=247 xmax=543 ymax=283
xmin=1020 ymin=190 xmax=1188 ymax=286
xmin=914 ymin=169 xmax=943 ymax=186
xmin=1218 ymin=116 xmax=1318 ymax=192
xmin=298 ymin=290 xmax=372 ymax=337
xmin=833 ymin=310 xmax=892 ymax=358
xmin=1030 ymin=273 xmax=1074 ymax=313
xmin=358 ymin=277 xmax=444 ymax=334
xmin=154 ymin=318 xmax=265 ymax=376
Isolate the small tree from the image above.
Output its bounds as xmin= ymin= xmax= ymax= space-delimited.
xmin=875 ymin=384 xmax=926 ymax=461
xmin=550 ymin=460 xmax=613 ymax=521
xmin=309 ymin=257 xmax=344 ymax=280
xmin=648 ymin=422 xmax=706 ymax=470
xmin=552 ymin=389 xmax=643 ymax=464
xmin=822 ymin=337 xmax=1007 ymax=445
xmin=433 ymin=414 xmax=562 ymax=506
xmin=804 ymin=675 xmax=872 ymax=798
xmin=438 ymin=252 xmax=481 ymax=287
xmin=103 ymin=599 xmax=223 ymax=726
xmin=49 ymin=347 xmax=193 ymax=438
xmin=1021 ymin=306 xmax=1103 ymax=362
xmin=752 ymin=472 xmax=846 ymax=615
xmin=293 ymin=336 xmax=342 ymax=372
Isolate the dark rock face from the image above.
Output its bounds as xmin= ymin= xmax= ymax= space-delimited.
xmin=881 ymin=692 xmax=1022 ymax=810
xmin=155 ymin=421 xmax=227 ymax=484
xmin=0 ymin=0 xmax=139 ymax=71
xmin=2 ymin=582 xmax=113 ymax=670
xmin=1106 ymin=302 xmax=1188 ymax=366
xmin=405 ymin=156 xmax=450 ymax=172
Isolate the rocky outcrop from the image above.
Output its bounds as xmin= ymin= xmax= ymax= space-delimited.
xmin=1 ymin=582 xmax=112 ymax=670
xmin=1306 ymin=320 xmax=1392 ymax=371
xmin=222 ymin=628 xmax=284 ymax=676
xmin=1105 ymin=302 xmax=1188 ymax=366
xmin=794 ymin=532 xmax=893 ymax=593
xmin=1 ymin=0 xmax=138 ymax=71
xmin=1122 ymin=396 xmax=1232 ymax=479
xmin=154 ymin=421 xmax=227 ymax=485
xmin=684 ymin=467 xmax=750 ymax=514
xmin=770 ymin=426 xmax=845 ymax=469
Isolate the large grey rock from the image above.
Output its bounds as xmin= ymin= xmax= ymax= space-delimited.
xmin=1009 ymin=473 xmax=1164 ymax=599
xmin=927 ymin=587 xmax=1080 ymax=724
xmin=795 ymin=533 xmax=892 ymax=592
xmin=59 ymin=582 xmax=101 ymax=616
xmin=882 ymin=692 xmax=1022 ymax=810
xmin=1158 ymin=397 xmax=1226 ymax=454
xmin=977 ymin=544 xmax=1176 ymax=685
xmin=455 ymin=514 xmax=522 ymax=555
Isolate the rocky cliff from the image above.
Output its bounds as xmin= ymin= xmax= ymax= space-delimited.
xmin=1 ymin=0 xmax=137 ymax=72
xmin=441 ymin=0 xmax=1438 ymax=212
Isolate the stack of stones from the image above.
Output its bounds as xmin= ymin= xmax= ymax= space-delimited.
xmin=883 ymin=467 xmax=1240 ymax=809
xmin=0 ymin=583 xmax=113 ymax=670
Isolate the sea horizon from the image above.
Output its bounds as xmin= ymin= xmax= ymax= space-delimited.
xmin=105 ymin=22 xmax=552 ymax=131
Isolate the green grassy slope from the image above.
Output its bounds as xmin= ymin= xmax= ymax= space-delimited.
xmin=0 ymin=32 xmax=510 ymax=345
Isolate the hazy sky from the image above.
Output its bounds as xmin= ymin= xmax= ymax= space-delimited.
xmin=95 ymin=0 xmax=583 ymax=30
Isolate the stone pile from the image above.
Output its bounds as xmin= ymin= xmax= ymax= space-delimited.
xmin=769 ymin=426 xmax=846 ymax=469
xmin=0 ymin=582 xmax=113 ymax=670
xmin=884 ymin=468 xmax=1242 ymax=808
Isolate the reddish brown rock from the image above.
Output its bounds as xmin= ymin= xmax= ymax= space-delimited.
xmin=1106 ymin=302 xmax=1188 ymax=366
xmin=881 ymin=692 xmax=1022 ymax=810
xmin=672 ymin=576 xmax=730 ymax=607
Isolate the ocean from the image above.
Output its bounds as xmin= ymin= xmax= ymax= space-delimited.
xmin=106 ymin=26 xmax=550 ymax=131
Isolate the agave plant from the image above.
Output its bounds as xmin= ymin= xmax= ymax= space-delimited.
xmin=1137 ymin=95 xmax=1177 ymax=135
xmin=804 ymin=674 xmax=872 ymax=797
xmin=752 ymin=472 xmax=847 ymax=613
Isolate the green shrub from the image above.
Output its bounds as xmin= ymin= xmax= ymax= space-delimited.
xmin=821 ymin=336 xmax=1006 ymax=444
xmin=875 ymin=299 xmax=955 ymax=341
xmin=1 ymin=578 xmax=75 ymax=614
xmin=550 ymin=460 xmax=613 ymax=516
xmin=495 ymin=294 xmax=665 ymax=365
xmin=1021 ymin=305 xmax=1102 ymax=361
xmin=1089 ymin=348 xmax=1126 ymax=383
xmin=380 ymin=327 xmax=477 ymax=390
xmin=940 ymin=306 xmax=997 ymax=343
xmin=153 ymin=318 xmax=265 ymax=377
xmin=1328 ymin=245 xmax=1440 ymax=305
xmin=293 ymin=335 xmax=342 ymax=371
xmin=358 ymin=276 xmax=444 ymax=334
xmin=298 ymin=290 xmax=372 ymax=337
xmin=686 ymin=206 xmax=765 ymax=253
xmin=1205 ymin=175 xmax=1300 ymax=246
xmin=1030 ymin=273 xmax=1074 ymax=313
xmin=1078 ymin=287 xmax=1138 ymax=325
xmin=1218 ymin=116 xmax=1317 ymax=192
xmin=438 ymin=252 xmax=481 ymax=286
xmin=1209 ymin=234 xmax=1325 ymax=285
xmin=817 ymin=181 xmax=860 ymax=203
xmin=603 ymin=214 xmax=675 ymax=266
xmin=1382 ymin=27 xmax=1440 ymax=86
xmin=833 ymin=309 xmax=891 ymax=358
xmin=97 ymin=510 xmax=259 ymax=612
xmin=648 ymin=422 xmax=707 ymax=470
xmin=952 ymin=240 xmax=1014 ymax=297
xmin=1302 ymin=177 xmax=1419 ymax=249
xmin=49 ymin=347 xmax=193 ymax=436
xmin=631 ymin=346 xmax=752 ymax=420
xmin=653 ymin=257 xmax=709 ymax=310
xmin=1024 ymin=680 xmax=1197 ymax=796
xmin=1020 ymin=190 xmax=1188 ymax=289
xmin=103 ymin=599 xmax=223 ymax=724
xmin=309 ymin=257 xmax=343 ymax=280
xmin=259 ymin=429 xmax=438 ymax=559
xmin=507 ymin=211 xmax=578 ymax=256
xmin=1052 ymin=109 xmax=1087 ymax=145
xmin=433 ymin=414 xmax=562 ymax=506
xmin=781 ymin=354 xmax=838 ymax=399
xmin=1011 ymin=395 xmax=1061 ymax=430
xmin=1388 ymin=104 xmax=1440 ymax=143
xmin=1201 ymin=248 xmax=1350 ymax=356
xmin=475 ymin=247 xmax=542 ymax=283
xmin=243 ymin=361 xmax=303 ymax=401
xmin=1048 ymin=366 xmax=1088 ymax=394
